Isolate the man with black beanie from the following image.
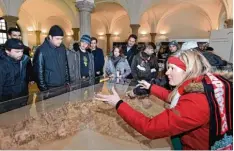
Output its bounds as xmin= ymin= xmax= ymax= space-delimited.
xmin=33 ymin=25 xmax=69 ymax=91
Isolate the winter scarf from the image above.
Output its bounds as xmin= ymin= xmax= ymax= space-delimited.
xmin=170 ymin=73 xmax=233 ymax=150
xmin=111 ymin=56 xmax=121 ymax=67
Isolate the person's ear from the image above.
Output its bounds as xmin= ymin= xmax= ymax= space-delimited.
xmin=49 ymin=35 xmax=52 ymax=40
xmin=5 ymin=49 xmax=10 ymax=55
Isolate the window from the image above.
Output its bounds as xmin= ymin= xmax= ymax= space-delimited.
xmin=0 ymin=18 xmax=7 ymax=44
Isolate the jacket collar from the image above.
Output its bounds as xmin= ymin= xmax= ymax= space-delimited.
xmin=44 ymin=37 xmax=65 ymax=50
xmin=0 ymin=51 xmax=20 ymax=63
xmin=181 ymin=71 xmax=233 ymax=94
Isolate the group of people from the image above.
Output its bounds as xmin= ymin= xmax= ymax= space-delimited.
xmin=0 ymin=24 xmax=232 ymax=150
xmin=0 ymin=25 xmax=162 ymax=97
xmin=0 ymin=25 xmax=155 ymax=107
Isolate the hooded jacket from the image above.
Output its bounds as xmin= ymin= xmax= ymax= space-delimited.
xmin=116 ymin=71 xmax=232 ymax=150
xmin=33 ymin=38 xmax=69 ymax=91
xmin=0 ymin=49 xmax=30 ymax=102
xmin=66 ymin=46 xmax=95 ymax=84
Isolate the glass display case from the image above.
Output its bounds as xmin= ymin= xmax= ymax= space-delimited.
xmin=0 ymin=77 xmax=171 ymax=149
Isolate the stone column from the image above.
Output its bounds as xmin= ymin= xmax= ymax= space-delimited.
xmin=72 ymin=28 xmax=80 ymax=41
xmin=225 ymin=19 xmax=233 ymax=28
xmin=35 ymin=30 xmax=41 ymax=46
xmin=106 ymin=33 xmax=111 ymax=55
xmin=3 ymin=15 xmax=19 ymax=30
xmin=76 ymin=1 xmax=94 ymax=37
xmin=130 ymin=24 xmax=140 ymax=37
xmin=150 ymin=33 xmax=157 ymax=43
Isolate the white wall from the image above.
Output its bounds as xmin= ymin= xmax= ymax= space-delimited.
xmin=209 ymin=28 xmax=233 ymax=62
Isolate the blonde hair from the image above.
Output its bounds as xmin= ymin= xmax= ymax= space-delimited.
xmin=167 ymin=49 xmax=211 ymax=102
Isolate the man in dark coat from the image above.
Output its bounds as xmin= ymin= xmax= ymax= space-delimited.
xmin=90 ymin=37 xmax=105 ymax=77
xmin=33 ymin=25 xmax=69 ymax=91
xmin=122 ymin=34 xmax=140 ymax=79
xmin=0 ymin=39 xmax=31 ymax=113
xmin=122 ymin=34 xmax=139 ymax=66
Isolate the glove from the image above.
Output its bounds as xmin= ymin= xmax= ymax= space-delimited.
xmin=150 ymin=77 xmax=168 ymax=87
xmin=133 ymin=85 xmax=150 ymax=96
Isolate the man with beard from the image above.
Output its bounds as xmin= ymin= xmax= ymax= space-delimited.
xmin=33 ymin=25 xmax=69 ymax=91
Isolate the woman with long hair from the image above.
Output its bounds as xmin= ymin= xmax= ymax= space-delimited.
xmin=105 ymin=46 xmax=131 ymax=79
xmin=95 ymin=50 xmax=233 ymax=150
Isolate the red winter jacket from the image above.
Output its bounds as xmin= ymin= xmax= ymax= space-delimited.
xmin=117 ymin=84 xmax=210 ymax=150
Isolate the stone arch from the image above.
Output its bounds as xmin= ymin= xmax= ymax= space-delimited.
xmin=95 ymin=0 xmax=128 ymax=13
xmin=155 ymin=3 xmax=212 ymax=39
xmin=218 ymin=5 xmax=228 ymax=29
xmin=109 ymin=13 xmax=129 ymax=33
xmin=92 ymin=1 xmax=130 ymax=34
xmin=19 ymin=0 xmax=76 ymax=27
xmin=156 ymin=2 xmax=213 ymax=32
xmin=220 ymin=0 xmax=229 ymax=18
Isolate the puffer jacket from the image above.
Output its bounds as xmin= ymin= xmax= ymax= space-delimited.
xmin=105 ymin=56 xmax=131 ymax=78
xmin=33 ymin=38 xmax=69 ymax=91
xmin=0 ymin=50 xmax=30 ymax=102
xmin=66 ymin=47 xmax=95 ymax=84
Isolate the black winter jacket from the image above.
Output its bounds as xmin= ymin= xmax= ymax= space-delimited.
xmin=131 ymin=51 xmax=159 ymax=81
xmin=33 ymin=38 xmax=69 ymax=91
xmin=123 ymin=44 xmax=139 ymax=66
xmin=92 ymin=47 xmax=105 ymax=76
xmin=0 ymin=50 xmax=31 ymax=102
xmin=202 ymin=51 xmax=227 ymax=67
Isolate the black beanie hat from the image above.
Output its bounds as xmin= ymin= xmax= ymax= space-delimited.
xmin=48 ymin=25 xmax=64 ymax=37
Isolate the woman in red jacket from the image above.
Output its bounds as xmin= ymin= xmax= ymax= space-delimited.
xmin=95 ymin=50 xmax=233 ymax=150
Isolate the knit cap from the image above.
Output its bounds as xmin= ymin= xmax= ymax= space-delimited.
xmin=48 ymin=25 xmax=64 ymax=37
xmin=80 ymin=34 xmax=91 ymax=45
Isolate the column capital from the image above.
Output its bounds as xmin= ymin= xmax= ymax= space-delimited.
xmin=76 ymin=0 xmax=94 ymax=12
xmin=225 ymin=19 xmax=233 ymax=28
xmin=3 ymin=15 xmax=19 ymax=29
xmin=3 ymin=15 xmax=19 ymax=22
xmin=72 ymin=28 xmax=80 ymax=32
xmin=150 ymin=33 xmax=157 ymax=36
xmin=106 ymin=33 xmax=112 ymax=37
xmin=150 ymin=33 xmax=157 ymax=43
xmin=130 ymin=24 xmax=140 ymax=36
xmin=34 ymin=30 xmax=41 ymax=33
xmin=130 ymin=24 xmax=141 ymax=28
